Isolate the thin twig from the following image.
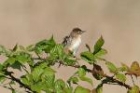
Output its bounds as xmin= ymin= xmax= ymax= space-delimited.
xmin=58 ymin=61 xmax=132 ymax=90
xmin=4 ymin=70 xmax=36 ymax=93
xmin=104 ymin=76 xmax=131 ymax=89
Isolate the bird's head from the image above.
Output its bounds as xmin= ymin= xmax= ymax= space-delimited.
xmin=70 ymin=28 xmax=85 ymax=37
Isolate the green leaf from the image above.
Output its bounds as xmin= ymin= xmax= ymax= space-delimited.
xmin=34 ymin=36 xmax=56 ymax=54
xmin=74 ymin=86 xmax=90 ymax=93
xmin=54 ymin=80 xmax=72 ymax=93
xmin=127 ymin=85 xmax=139 ymax=93
xmin=130 ymin=61 xmax=139 ymax=72
xmin=36 ymin=62 xmax=48 ymax=69
xmin=0 ymin=76 xmax=6 ymax=83
xmin=55 ymin=79 xmax=66 ymax=93
xmin=0 ymin=64 xmax=3 ymax=71
xmin=93 ymin=49 xmax=107 ymax=59
xmin=118 ymin=63 xmax=129 ymax=72
xmin=79 ymin=76 xmax=93 ymax=85
xmin=48 ymin=36 xmax=56 ymax=46
xmin=12 ymin=44 xmax=18 ymax=51
xmin=42 ymin=66 xmax=56 ymax=76
xmin=127 ymin=61 xmax=140 ymax=77
xmin=41 ymin=67 xmax=56 ymax=85
xmin=11 ymin=61 xmax=22 ymax=70
xmin=21 ymin=76 xmax=30 ymax=86
xmin=31 ymin=66 xmax=44 ymax=82
xmin=19 ymin=45 xmax=25 ymax=50
xmin=16 ymin=53 xmax=30 ymax=64
xmin=78 ymin=67 xmax=93 ymax=85
xmin=5 ymin=52 xmax=31 ymax=69
xmin=41 ymin=66 xmax=55 ymax=89
xmin=40 ymin=83 xmax=54 ymax=93
xmin=44 ymin=75 xmax=55 ymax=89
xmin=68 ymin=76 xmax=79 ymax=85
xmin=6 ymin=57 xmax=16 ymax=65
xmin=31 ymin=82 xmax=43 ymax=93
xmin=96 ymin=84 xmax=103 ymax=93
xmin=50 ymin=44 xmax=64 ymax=60
xmin=63 ymin=87 xmax=73 ymax=93
xmin=0 ymin=45 xmax=10 ymax=56
xmin=106 ymin=62 xmax=118 ymax=74
xmin=12 ymin=89 xmax=16 ymax=93
xmin=93 ymin=36 xmax=104 ymax=54
xmin=0 ymin=71 xmax=5 ymax=77
xmin=81 ymin=51 xmax=95 ymax=64
xmin=78 ymin=68 xmax=86 ymax=77
xmin=64 ymin=56 xmax=76 ymax=65
xmin=26 ymin=44 xmax=34 ymax=51
xmin=0 ymin=45 xmax=4 ymax=53
xmin=115 ymin=73 xmax=126 ymax=83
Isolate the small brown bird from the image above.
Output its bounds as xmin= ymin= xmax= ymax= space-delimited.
xmin=62 ymin=28 xmax=85 ymax=56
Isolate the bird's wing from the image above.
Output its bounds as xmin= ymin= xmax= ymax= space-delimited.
xmin=62 ymin=36 xmax=71 ymax=46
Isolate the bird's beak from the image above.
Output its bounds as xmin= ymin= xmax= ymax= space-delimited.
xmin=81 ymin=30 xmax=86 ymax=34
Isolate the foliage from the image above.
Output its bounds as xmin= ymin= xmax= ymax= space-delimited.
xmin=0 ymin=36 xmax=139 ymax=93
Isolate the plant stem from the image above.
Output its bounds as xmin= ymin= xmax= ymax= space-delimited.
xmin=4 ymin=70 xmax=36 ymax=93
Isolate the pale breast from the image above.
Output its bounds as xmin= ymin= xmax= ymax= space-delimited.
xmin=69 ymin=37 xmax=81 ymax=51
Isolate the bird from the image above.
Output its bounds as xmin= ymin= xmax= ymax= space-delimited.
xmin=62 ymin=28 xmax=85 ymax=56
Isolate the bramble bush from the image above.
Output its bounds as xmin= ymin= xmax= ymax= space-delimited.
xmin=0 ymin=36 xmax=140 ymax=93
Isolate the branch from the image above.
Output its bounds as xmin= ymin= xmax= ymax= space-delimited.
xmin=58 ymin=61 xmax=132 ymax=90
xmin=33 ymin=56 xmax=133 ymax=91
xmin=103 ymin=76 xmax=131 ymax=89
xmin=58 ymin=61 xmax=92 ymax=72
xmin=4 ymin=70 xmax=36 ymax=93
